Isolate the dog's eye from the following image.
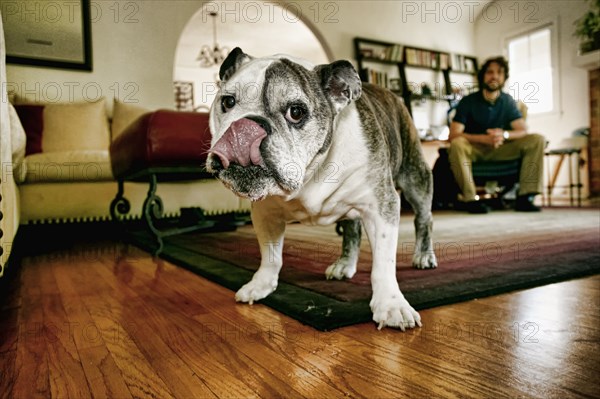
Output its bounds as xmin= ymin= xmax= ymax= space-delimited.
xmin=221 ymin=95 xmax=236 ymax=112
xmin=285 ymin=105 xmax=306 ymax=124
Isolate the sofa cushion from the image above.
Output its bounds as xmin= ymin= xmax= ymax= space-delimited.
xmin=43 ymin=98 xmax=110 ymax=152
xmin=111 ymin=98 xmax=150 ymax=139
xmin=110 ymin=110 xmax=212 ymax=178
xmin=22 ymin=150 xmax=113 ymax=183
xmin=14 ymin=104 xmax=44 ymax=155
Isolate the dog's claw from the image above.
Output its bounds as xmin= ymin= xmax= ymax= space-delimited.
xmin=413 ymin=252 xmax=438 ymax=269
xmin=371 ymin=294 xmax=421 ymax=331
xmin=235 ymin=275 xmax=277 ymax=304
xmin=325 ymin=258 xmax=357 ymax=280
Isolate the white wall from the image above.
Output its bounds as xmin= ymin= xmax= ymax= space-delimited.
xmin=296 ymin=0 xmax=479 ymax=60
xmin=4 ymin=0 xmax=479 ymax=112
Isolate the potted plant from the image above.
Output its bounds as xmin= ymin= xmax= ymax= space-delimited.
xmin=574 ymin=0 xmax=600 ymax=53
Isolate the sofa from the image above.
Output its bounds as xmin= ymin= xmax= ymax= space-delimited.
xmin=0 ymin=93 xmax=250 ymax=273
xmin=0 ymin=16 xmax=251 ymax=277
xmin=11 ymin=97 xmax=251 ymax=225
xmin=1 ymin=95 xmax=252 ymax=276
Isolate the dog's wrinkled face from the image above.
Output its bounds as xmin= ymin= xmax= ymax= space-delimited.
xmin=206 ymin=47 xmax=361 ymax=201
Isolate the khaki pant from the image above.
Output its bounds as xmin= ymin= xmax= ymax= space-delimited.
xmin=448 ymin=134 xmax=545 ymax=202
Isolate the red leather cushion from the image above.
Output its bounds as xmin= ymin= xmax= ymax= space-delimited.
xmin=110 ymin=110 xmax=212 ymax=178
xmin=14 ymin=104 xmax=44 ymax=155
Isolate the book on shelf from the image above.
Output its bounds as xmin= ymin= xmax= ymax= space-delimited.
xmin=404 ymin=47 xmax=448 ymax=69
xmin=360 ymin=68 xmax=392 ymax=89
xmin=359 ymin=43 xmax=403 ymax=62
xmin=439 ymin=54 xmax=450 ymax=69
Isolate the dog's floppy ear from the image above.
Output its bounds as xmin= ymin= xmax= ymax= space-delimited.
xmin=315 ymin=60 xmax=362 ymax=113
xmin=219 ymin=47 xmax=253 ymax=82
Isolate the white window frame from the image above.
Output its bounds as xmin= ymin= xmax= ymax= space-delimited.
xmin=503 ymin=19 xmax=561 ymax=117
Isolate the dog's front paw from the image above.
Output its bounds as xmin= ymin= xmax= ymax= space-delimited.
xmin=370 ymin=294 xmax=422 ymax=331
xmin=235 ymin=276 xmax=278 ymax=304
xmin=325 ymin=257 xmax=357 ymax=280
xmin=413 ymin=252 xmax=438 ymax=269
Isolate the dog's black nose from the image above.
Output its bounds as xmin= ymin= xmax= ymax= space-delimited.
xmin=206 ymin=154 xmax=224 ymax=173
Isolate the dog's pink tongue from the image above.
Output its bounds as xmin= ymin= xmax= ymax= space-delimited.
xmin=210 ymin=118 xmax=267 ymax=169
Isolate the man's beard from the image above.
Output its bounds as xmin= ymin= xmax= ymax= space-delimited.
xmin=483 ymin=80 xmax=504 ymax=92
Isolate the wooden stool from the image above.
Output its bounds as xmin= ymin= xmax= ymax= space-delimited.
xmin=544 ymin=148 xmax=582 ymax=207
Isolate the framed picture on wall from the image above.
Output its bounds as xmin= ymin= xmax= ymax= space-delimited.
xmin=2 ymin=0 xmax=92 ymax=71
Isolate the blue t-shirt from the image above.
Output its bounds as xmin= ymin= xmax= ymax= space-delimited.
xmin=453 ymin=91 xmax=522 ymax=134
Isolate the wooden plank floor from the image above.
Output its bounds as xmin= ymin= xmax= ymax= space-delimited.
xmin=1 ymin=236 xmax=599 ymax=399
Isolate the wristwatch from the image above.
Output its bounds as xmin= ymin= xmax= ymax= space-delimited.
xmin=503 ymin=131 xmax=510 ymax=140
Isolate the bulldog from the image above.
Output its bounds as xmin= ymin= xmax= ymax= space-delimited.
xmin=206 ymin=47 xmax=437 ymax=330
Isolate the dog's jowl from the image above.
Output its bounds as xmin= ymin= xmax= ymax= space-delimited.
xmin=207 ymin=47 xmax=437 ymax=330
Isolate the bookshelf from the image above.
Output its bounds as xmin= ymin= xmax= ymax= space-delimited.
xmin=451 ymin=54 xmax=479 ymax=74
xmin=354 ymin=37 xmax=404 ymax=96
xmin=354 ymin=37 xmax=478 ymax=116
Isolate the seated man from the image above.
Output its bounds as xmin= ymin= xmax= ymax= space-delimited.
xmin=448 ymin=56 xmax=545 ymax=214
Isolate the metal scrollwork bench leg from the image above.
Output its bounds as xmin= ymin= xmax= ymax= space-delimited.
xmin=142 ymin=173 xmax=166 ymax=254
xmin=110 ymin=166 xmax=244 ymax=256
xmin=110 ymin=180 xmax=131 ymax=221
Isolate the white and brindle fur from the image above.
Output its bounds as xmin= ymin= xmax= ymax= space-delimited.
xmin=206 ymin=48 xmax=437 ymax=330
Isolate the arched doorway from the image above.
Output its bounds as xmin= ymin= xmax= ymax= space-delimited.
xmin=173 ymin=1 xmax=332 ymax=112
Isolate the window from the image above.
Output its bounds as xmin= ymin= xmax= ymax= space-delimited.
xmin=507 ymin=25 xmax=556 ymax=114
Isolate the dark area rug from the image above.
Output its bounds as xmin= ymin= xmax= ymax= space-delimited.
xmin=129 ymin=208 xmax=600 ymax=331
